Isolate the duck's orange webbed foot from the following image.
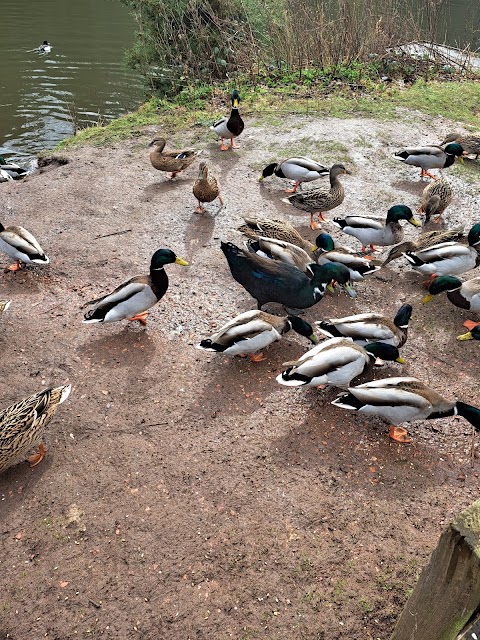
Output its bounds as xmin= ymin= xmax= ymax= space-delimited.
xmin=127 ymin=312 xmax=149 ymax=326
xmin=464 ymin=320 xmax=480 ymax=330
xmin=310 ymin=213 xmax=321 ymax=230
xmin=229 ymin=139 xmax=239 ymax=149
xmin=249 ymin=353 xmax=266 ymax=363
xmin=389 ymin=426 xmax=412 ymax=443
xmin=285 ymin=181 xmax=301 ymax=194
xmin=28 ymin=442 xmax=46 ymax=467
xmin=6 ymin=261 xmax=22 ymax=272
xmin=169 ymin=172 xmax=178 ymax=180
xmin=420 ymin=169 xmax=437 ymax=181
xmin=220 ymin=139 xmax=229 ymax=151
xmin=195 ymin=203 xmax=205 ymax=213
xmin=316 ymin=384 xmax=327 ymax=390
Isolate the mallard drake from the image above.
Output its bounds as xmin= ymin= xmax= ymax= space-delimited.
xmin=197 ymin=310 xmax=318 ymax=362
xmin=423 ymin=275 xmax=480 ymax=325
xmin=418 ymin=177 xmax=452 ymax=223
xmin=277 ymin=337 xmax=405 ymax=389
xmin=0 ymin=170 xmax=13 ymax=183
xmin=210 ymin=89 xmax=244 ymax=151
xmin=0 ymin=157 xmax=27 ymax=180
xmin=237 ymin=217 xmax=314 ymax=253
xmin=332 ymin=205 xmax=421 ymax=253
xmin=332 ymin=376 xmax=480 ymax=443
xmin=38 ymin=41 xmax=52 ymax=53
xmin=382 ymin=226 xmax=464 ymax=266
xmin=404 ymin=223 xmax=480 ymax=285
xmin=148 ymin=137 xmax=200 ymax=180
xmin=0 ymin=299 xmax=11 ymax=320
xmin=192 ymin=161 xmax=223 ymax=213
xmin=259 ymin=157 xmax=329 ymax=193
xmin=83 ymin=249 xmax=188 ymax=326
xmin=394 ymin=143 xmax=464 ymax=180
xmin=0 ymin=384 xmax=71 ymax=473
xmin=284 ymin=164 xmax=351 ymax=230
xmin=316 ymin=303 xmax=412 ymax=348
xmin=220 ymin=241 xmax=356 ymax=311
xmin=0 ymin=222 xmax=50 ymax=271
xmin=312 ymin=233 xmax=381 ymax=281
xmin=244 ymin=236 xmax=314 ymax=274
xmin=441 ymin=133 xmax=480 ymax=160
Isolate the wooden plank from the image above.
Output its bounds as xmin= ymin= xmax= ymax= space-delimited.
xmin=457 ymin=613 xmax=480 ymax=639
xmin=390 ymin=499 xmax=480 ymax=640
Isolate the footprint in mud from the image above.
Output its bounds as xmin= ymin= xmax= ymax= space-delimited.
xmin=183 ymin=210 xmax=216 ymax=258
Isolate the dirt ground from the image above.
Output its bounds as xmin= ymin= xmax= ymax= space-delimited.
xmin=1 ymin=110 xmax=480 ymax=640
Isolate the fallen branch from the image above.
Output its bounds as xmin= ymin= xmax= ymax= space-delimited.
xmin=94 ymin=229 xmax=132 ymax=240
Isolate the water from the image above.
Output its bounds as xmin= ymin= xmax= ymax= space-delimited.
xmin=0 ymin=0 xmax=145 ymax=166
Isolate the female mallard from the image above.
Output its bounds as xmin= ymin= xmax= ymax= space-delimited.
xmin=237 ymin=217 xmax=314 ymax=253
xmin=332 ymin=205 xmax=421 ymax=253
xmin=0 ymin=222 xmax=50 ymax=271
xmin=441 ymin=133 xmax=480 ymax=160
xmin=259 ymin=157 xmax=329 ymax=193
xmin=394 ymin=143 xmax=464 ymax=180
xmin=332 ymin=376 xmax=480 ymax=443
xmin=312 ymin=233 xmax=381 ymax=281
xmin=418 ymin=177 xmax=452 ymax=223
xmin=316 ymin=303 xmax=412 ymax=348
xmin=0 ymin=384 xmax=71 ymax=473
xmin=210 ymin=89 xmax=244 ymax=151
xmin=148 ymin=137 xmax=200 ymax=180
xmin=277 ymin=337 xmax=404 ymax=389
xmin=220 ymin=241 xmax=356 ymax=311
xmin=423 ymin=275 xmax=480 ymax=325
xmin=192 ymin=161 xmax=223 ymax=213
xmin=0 ymin=156 xmax=27 ymax=180
xmin=382 ymin=226 xmax=464 ymax=266
xmin=197 ymin=310 xmax=318 ymax=362
xmin=0 ymin=299 xmax=11 ymax=320
xmin=404 ymin=223 xmax=480 ymax=285
xmin=244 ymin=236 xmax=314 ymax=273
xmin=83 ymin=249 xmax=188 ymax=326
xmin=284 ymin=164 xmax=351 ymax=230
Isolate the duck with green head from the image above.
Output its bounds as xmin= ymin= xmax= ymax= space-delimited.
xmin=394 ymin=143 xmax=464 ymax=180
xmin=0 ymin=156 xmax=27 ymax=180
xmin=259 ymin=157 xmax=329 ymax=193
xmin=424 ymin=274 xmax=480 ymax=331
xmin=313 ymin=233 xmax=381 ymax=281
xmin=210 ymin=89 xmax=244 ymax=151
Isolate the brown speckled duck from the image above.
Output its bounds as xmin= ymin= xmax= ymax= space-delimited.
xmin=237 ymin=217 xmax=314 ymax=253
xmin=148 ymin=137 xmax=200 ymax=180
xmin=441 ymin=133 xmax=480 ymax=160
xmin=418 ymin=177 xmax=452 ymax=223
xmin=192 ymin=162 xmax=223 ymax=213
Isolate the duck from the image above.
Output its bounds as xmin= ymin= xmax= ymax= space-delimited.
xmin=82 ymin=249 xmax=188 ymax=326
xmin=394 ymin=143 xmax=464 ymax=180
xmin=0 ymin=299 xmax=11 ymax=320
xmin=148 ymin=137 xmax=200 ymax=180
xmin=277 ymin=337 xmax=405 ymax=389
xmin=197 ymin=310 xmax=318 ymax=363
xmin=0 ymin=169 xmax=13 ymax=183
xmin=283 ymin=164 xmax=351 ymax=230
xmin=312 ymin=233 xmax=381 ymax=281
xmin=423 ymin=275 xmax=480 ymax=325
xmin=404 ymin=223 xmax=480 ymax=285
xmin=331 ymin=376 xmax=480 ymax=443
xmin=237 ymin=217 xmax=314 ymax=253
xmin=244 ymin=236 xmax=314 ymax=274
xmin=316 ymin=303 xmax=412 ymax=348
xmin=418 ymin=177 xmax=452 ymax=223
xmin=0 ymin=156 xmax=27 ymax=180
xmin=38 ymin=41 xmax=52 ymax=53
xmin=220 ymin=241 xmax=356 ymax=311
xmin=382 ymin=226 xmax=464 ymax=266
xmin=259 ymin=157 xmax=329 ymax=193
xmin=457 ymin=323 xmax=480 ymax=342
xmin=441 ymin=132 xmax=480 ymax=160
xmin=332 ymin=205 xmax=421 ymax=253
xmin=192 ymin=161 xmax=223 ymax=213
xmin=210 ymin=89 xmax=244 ymax=151
xmin=0 ymin=222 xmax=50 ymax=271
xmin=0 ymin=384 xmax=71 ymax=473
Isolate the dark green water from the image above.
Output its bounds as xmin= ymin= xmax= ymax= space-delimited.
xmin=0 ymin=0 xmax=145 ymax=166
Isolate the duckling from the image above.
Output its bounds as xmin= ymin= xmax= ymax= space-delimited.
xmin=0 ymin=384 xmax=71 ymax=473
xmin=423 ymin=275 xmax=480 ymax=327
xmin=277 ymin=337 xmax=405 ymax=389
xmin=192 ymin=161 xmax=223 ymax=213
xmin=244 ymin=236 xmax=314 ymax=273
xmin=0 ymin=156 xmax=27 ymax=180
xmin=197 ymin=310 xmax=318 ymax=363
xmin=237 ymin=217 xmax=314 ymax=253
xmin=418 ymin=177 xmax=452 ymax=223
xmin=37 ymin=41 xmax=52 ymax=53
xmin=259 ymin=157 xmax=329 ymax=193
xmin=441 ymin=133 xmax=480 ymax=160
xmin=82 ymin=249 xmax=188 ymax=326
xmin=0 ymin=299 xmax=11 ymax=320
xmin=316 ymin=303 xmax=412 ymax=348
xmin=382 ymin=226 xmax=464 ymax=266
xmin=394 ymin=143 xmax=464 ymax=180
xmin=404 ymin=223 xmax=480 ymax=285
xmin=332 ymin=376 xmax=480 ymax=443
xmin=312 ymin=233 xmax=381 ymax=281
xmin=220 ymin=241 xmax=356 ymax=311
xmin=148 ymin=137 xmax=200 ymax=180
xmin=210 ymin=89 xmax=244 ymax=151
xmin=284 ymin=164 xmax=351 ymax=230
xmin=332 ymin=205 xmax=421 ymax=253
xmin=0 ymin=222 xmax=49 ymax=271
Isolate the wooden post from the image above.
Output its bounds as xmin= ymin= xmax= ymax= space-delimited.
xmin=390 ymin=499 xmax=480 ymax=640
